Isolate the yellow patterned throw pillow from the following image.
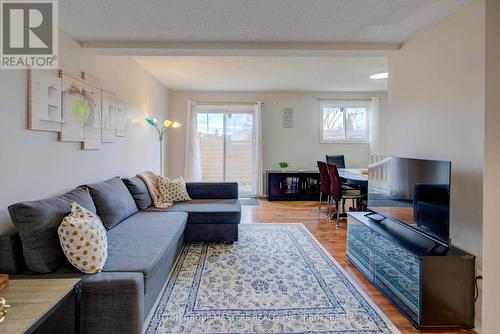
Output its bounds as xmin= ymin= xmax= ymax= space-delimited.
xmin=158 ymin=176 xmax=191 ymax=206
xmin=57 ymin=202 xmax=108 ymax=274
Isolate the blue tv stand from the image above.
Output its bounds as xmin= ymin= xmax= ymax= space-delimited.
xmin=347 ymin=212 xmax=475 ymax=329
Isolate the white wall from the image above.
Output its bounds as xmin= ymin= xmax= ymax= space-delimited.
xmin=482 ymin=0 xmax=500 ymax=332
xmin=0 ymin=31 xmax=170 ymax=234
xmin=387 ymin=1 xmax=485 ymax=327
xmin=167 ymin=91 xmax=387 ymax=179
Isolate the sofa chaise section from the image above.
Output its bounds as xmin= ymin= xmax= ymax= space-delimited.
xmin=143 ymin=181 xmax=241 ymax=242
xmin=151 ymin=199 xmax=241 ymax=241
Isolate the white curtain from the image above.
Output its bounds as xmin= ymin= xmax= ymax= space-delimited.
xmin=369 ymin=97 xmax=381 ymax=154
xmin=184 ymin=101 xmax=202 ymax=181
xmin=253 ymin=102 xmax=263 ymax=196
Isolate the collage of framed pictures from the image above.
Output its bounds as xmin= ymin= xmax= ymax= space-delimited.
xmin=28 ymin=69 xmax=127 ymax=150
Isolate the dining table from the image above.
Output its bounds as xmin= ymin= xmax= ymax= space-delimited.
xmin=338 ymin=168 xmax=368 ymax=190
xmin=337 ymin=168 xmax=368 ymax=214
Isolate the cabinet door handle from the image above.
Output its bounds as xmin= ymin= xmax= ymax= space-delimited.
xmin=279 ymin=182 xmax=282 ymax=189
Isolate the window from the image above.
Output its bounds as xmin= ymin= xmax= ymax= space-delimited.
xmin=320 ymin=101 xmax=369 ymax=143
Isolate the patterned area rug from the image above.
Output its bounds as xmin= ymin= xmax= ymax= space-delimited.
xmin=144 ymin=224 xmax=400 ymax=334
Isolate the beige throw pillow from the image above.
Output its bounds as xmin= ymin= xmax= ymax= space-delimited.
xmin=158 ymin=176 xmax=191 ymax=205
xmin=58 ymin=201 xmax=108 ymax=274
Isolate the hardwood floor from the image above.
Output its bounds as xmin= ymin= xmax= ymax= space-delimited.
xmin=241 ymin=199 xmax=476 ymax=334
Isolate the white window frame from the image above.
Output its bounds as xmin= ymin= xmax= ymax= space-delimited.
xmin=319 ymin=100 xmax=370 ymax=144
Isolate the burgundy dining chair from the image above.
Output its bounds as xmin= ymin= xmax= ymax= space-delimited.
xmin=317 ymin=161 xmax=330 ymax=213
xmin=326 ymin=163 xmax=364 ymax=225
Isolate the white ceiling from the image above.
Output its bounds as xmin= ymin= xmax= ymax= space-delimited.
xmin=133 ymin=56 xmax=388 ymax=92
xmin=60 ymin=0 xmax=471 ymax=44
xmin=60 ymin=0 xmax=469 ymax=92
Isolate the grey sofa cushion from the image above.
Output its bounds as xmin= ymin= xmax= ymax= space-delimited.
xmin=146 ymin=199 xmax=241 ymax=225
xmin=122 ymin=176 xmax=152 ymax=210
xmin=103 ymin=211 xmax=188 ymax=299
xmin=186 ymin=182 xmax=238 ymax=199
xmin=87 ymin=177 xmax=138 ymax=229
xmin=8 ymin=187 xmax=96 ymax=273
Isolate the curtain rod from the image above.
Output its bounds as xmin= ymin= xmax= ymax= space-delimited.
xmin=197 ymin=101 xmax=263 ymax=105
xmin=317 ymin=98 xmax=373 ymax=102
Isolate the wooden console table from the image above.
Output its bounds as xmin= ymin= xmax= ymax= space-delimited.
xmin=0 ymin=278 xmax=82 ymax=334
xmin=347 ymin=212 xmax=475 ymax=329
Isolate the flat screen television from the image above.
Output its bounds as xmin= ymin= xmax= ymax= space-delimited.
xmin=367 ymin=156 xmax=451 ymax=247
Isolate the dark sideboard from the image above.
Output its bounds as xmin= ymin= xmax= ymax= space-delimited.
xmin=347 ymin=212 xmax=475 ymax=329
xmin=266 ymin=169 xmax=368 ymax=201
xmin=266 ymin=170 xmax=320 ymax=201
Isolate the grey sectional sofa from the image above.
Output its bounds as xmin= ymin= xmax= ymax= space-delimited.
xmin=0 ymin=176 xmax=241 ymax=334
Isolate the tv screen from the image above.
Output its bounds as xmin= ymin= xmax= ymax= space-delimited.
xmin=367 ymin=156 xmax=451 ymax=245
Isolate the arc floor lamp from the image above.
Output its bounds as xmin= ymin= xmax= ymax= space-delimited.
xmin=146 ymin=118 xmax=181 ymax=176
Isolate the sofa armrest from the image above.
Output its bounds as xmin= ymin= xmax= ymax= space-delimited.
xmin=186 ymin=182 xmax=239 ymax=199
xmin=81 ymin=272 xmax=144 ymax=334
xmin=0 ymin=231 xmax=26 ymax=274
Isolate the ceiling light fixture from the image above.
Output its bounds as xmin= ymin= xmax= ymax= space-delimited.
xmin=370 ymin=72 xmax=388 ymax=80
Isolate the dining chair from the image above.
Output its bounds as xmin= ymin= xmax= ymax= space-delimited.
xmin=326 ymin=154 xmax=355 ymax=211
xmin=326 ymin=163 xmax=365 ymax=226
xmin=317 ymin=161 xmax=330 ymax=213
xmin=325 ymin=155 xmax=346 ymax=169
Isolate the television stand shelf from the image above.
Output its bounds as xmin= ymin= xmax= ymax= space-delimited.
xmin=347 ymin=212 xmax=475 ymax=329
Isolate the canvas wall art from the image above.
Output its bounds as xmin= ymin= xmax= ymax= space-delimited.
xmin=82 ymin=82 xmax=102 ymax=150
xmin=115 ymin=99 xmax=127 ymax=137
xmin=60 ymin=73 xmax=85 ymax=142
xmin=283 ymin=107 xmax=293 ymax=128
xmin=28 ymin=69 xmax=127 ymax=150
xmin=28 ymin=69 xmax=62 ymax=132
xmin=101 ymin=89 xmax=117 ymax=143
xmin=60 ymin=71 xmax=102 ymax=149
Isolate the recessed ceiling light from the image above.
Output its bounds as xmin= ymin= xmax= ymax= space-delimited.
xmin=370 ymin=72 xmax=388 ymax=80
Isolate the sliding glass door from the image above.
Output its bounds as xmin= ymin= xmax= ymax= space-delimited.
xmin=196 ymin=105 xmax=255 ymax=197
xmin=196 ymin=112 xmax=225 ymax=182
xmin=225 ymin=112 xmax=254 ymax=196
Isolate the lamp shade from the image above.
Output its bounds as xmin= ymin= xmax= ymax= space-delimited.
xmin=146 ymin=117 xmax=181 ymax=129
